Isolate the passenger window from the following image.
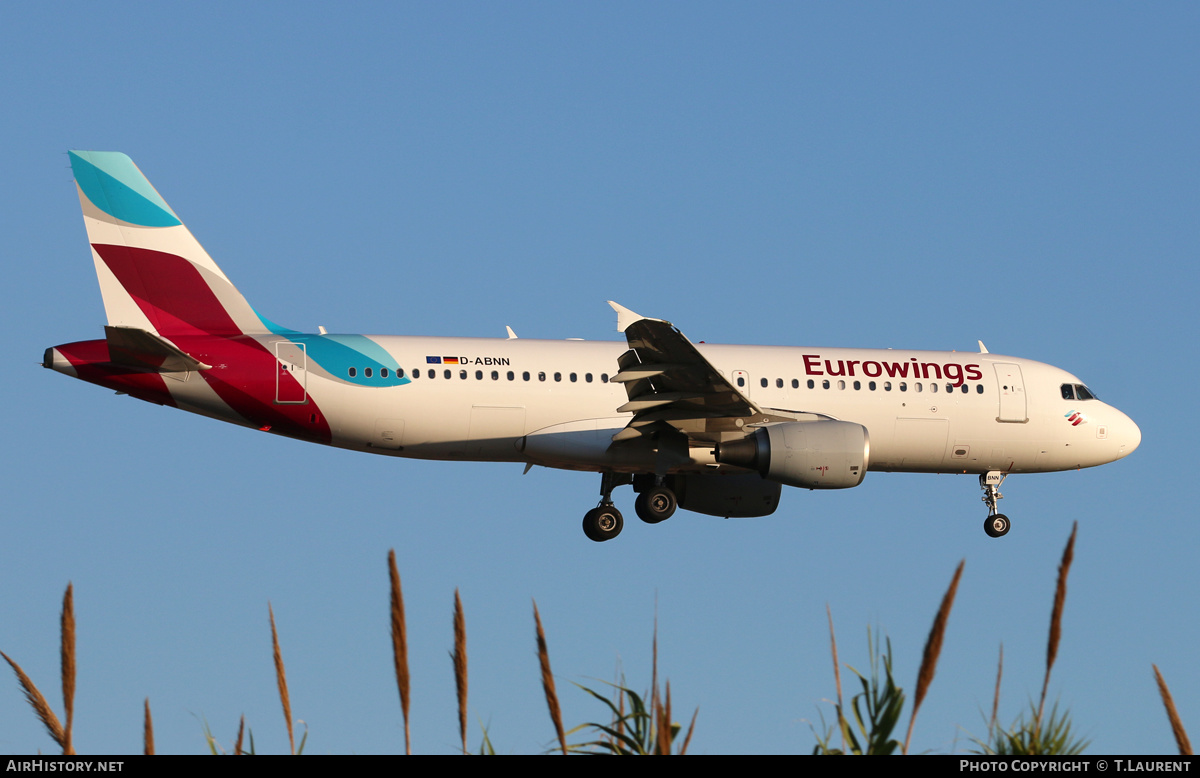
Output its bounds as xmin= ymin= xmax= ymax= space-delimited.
xmin=460 ymin=370 xmax=467 ymax=379
xmin=899 ymin=382 xmax=907 ymax=392
xmin=365 ymin=367 xmax=373 ymax=378
xmin=491 ymin=370 xmax=499 ymax=380
xmin=570 ymin=373 xmax=577 ymax=382
xmin=427 ymin=369 xmax=435 ymax=379
xmin=396 ymin=368 xmax=405 ymax=378
xmin=554 ymin=372 xmax=562 ymax=382
xmin=946 ymin=383 xmax=953 ymax=393
xmin=960 ymin=384 xmax=968 ymax=394
xmin=930 ymin=383 xmax=937 ymax=393
xmin=523 ymin=371 xmax=530 ymax=381
xmin=381 ymin=368 xmax=389 ymax=378
xmin=444 ymin=369 xmax=451 ymax=379
xmin=884 ymin=381 xmax=892 ymax=391
xmin=538 ymin=372 xmax=546 ymax=382
xmin=791 ymin=379 xmax=799 ymax=389
xmin=507 ymin=371 xmax=514 ymax=381
xmin=822 ymin=379 xmax=830 ymax=389
xmin=586 ymin=373 xmax=593 ymax=383
xmin=976 ymin=385 xmax=984 ymax=394
xmin=601 ymin=374 xmax=609 ymax=383
xmin=475 ymin=370 xmax=483 ymax=380
xmin=737 ymin=377 xmax=745 ymax=387
xmin=807 ymin=379 xmax=815 ymax=389
xmin=869 ymin=381 xmax=877 ymax=391
xmin=760 ymin=378 xmax=768 ymax=388
xmin=838 ymin=380 xmax=846 ymax=390
xmin=776 ymin=378 xmax=783 ymax=388
xmin=915 ymin=382 xmax=923 ymax=393
xmin=348 ymin=367 xmax=357 ymax=378
xmin=853 ymin=380 xmax=861 ymax=390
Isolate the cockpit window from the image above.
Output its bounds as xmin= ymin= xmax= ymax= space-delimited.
xmin=1062 ymin=383 xmax=1097 ymax=401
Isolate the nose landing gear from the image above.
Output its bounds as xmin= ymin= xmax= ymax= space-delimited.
xmin=981 ymin=472 xmax=1010 ymax=538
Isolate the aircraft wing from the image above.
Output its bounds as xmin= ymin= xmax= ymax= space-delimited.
xmin=607 ymin=302 xmax=785 ymax=444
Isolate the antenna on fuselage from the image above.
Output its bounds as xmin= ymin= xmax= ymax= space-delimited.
xmin=978 ymin=340 xmax=989 ymax=353
xmin=506 ymin=326 xmax=518 ymax=339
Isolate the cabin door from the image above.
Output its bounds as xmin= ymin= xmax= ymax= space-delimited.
xmin=275 ymin=341 xmax=307 ymax=404
xmin=993 ymin=363 xmax=1027 ymax=423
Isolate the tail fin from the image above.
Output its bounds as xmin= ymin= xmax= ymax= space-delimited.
xmin=69 ymin=151 xmax=271 ymax=338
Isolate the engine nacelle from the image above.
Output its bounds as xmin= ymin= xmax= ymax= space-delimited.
xmin=717 ymin=420 xmax=869 ymax=489
xmin=665 ymin=473 xmax=782 ymax=518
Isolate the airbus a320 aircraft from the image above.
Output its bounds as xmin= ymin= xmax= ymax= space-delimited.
xmin=45 ymin=152 xmax=1141 ymax=541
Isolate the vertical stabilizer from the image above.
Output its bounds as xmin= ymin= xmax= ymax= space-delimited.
xmin=69 ymin=151 xmax=270 ymax=337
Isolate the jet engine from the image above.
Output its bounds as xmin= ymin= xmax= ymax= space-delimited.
xmin=716 ymin=420 xmax=869 ymax=489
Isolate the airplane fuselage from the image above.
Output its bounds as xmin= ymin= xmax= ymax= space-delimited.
xmin=47 ymin=334 xmax=1139 ymax=476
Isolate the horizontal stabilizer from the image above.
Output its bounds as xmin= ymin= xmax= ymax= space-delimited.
xmin=105 ymin=326 xmax=212 ymax=372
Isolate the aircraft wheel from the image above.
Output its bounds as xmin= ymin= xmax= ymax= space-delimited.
xmin=583 ymin=505 xmax=623 ymax=542
xmin=984 ymin=513 xmax=1010 ymax=538
xmin=635 ymin=487 xmax=677 ymax=524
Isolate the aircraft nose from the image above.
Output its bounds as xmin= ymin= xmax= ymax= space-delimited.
xmin=1113 ymin=410 xmax=1141 ymax=459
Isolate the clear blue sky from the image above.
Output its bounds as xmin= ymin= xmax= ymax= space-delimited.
xmin=2 ymin=3 xmax=1195 ymax=755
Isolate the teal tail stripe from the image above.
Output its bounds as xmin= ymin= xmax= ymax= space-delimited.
xmin=69 ymin=151 xmax=182 ymax=228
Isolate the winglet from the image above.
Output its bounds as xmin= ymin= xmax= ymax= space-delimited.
xmin=608 ymin=301 xmax=661 ymax=333
xmin=978 ymin=340 xmax=989 ymax=354
xmin=506 ymin=325 xmax=518 ymax=339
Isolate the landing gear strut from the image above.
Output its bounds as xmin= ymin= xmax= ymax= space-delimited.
xmin=980 ymin=472 xmax=1010 ymax=538
xmin=582 ymin=472 xmax=630 ymax=542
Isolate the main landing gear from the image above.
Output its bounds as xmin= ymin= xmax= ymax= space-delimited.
xmin=980 ymin=472 xmax=1011 ymax=539
xmin=582 ymin=472 xmax=629 ymax=542
xmin=635 ymin=484 xmax=677 ymax=524
xmin=582 ymin=504 xmax=624 ymax=542
xmin=582 ymin=473 xmax=679 ymax=542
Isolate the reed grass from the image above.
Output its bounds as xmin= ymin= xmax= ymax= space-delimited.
xmin=826 ymin=605 xmax=846 ymax=752
xmin=903 ymin=559 xmax=964 ymax=754
xmin=2 ymin=528 xmax=1191 ymax=754
xmin=533 ymin=600 xmax=567 ymax=755
xmin=388 ymin=549 xmax=412 ymax=755
xmin=234 ymin=715 xmax=245 ymax=755
xmin=989 ymin=644 xmax=1004 ymax=736
xmin=976 ymin=524 xmax=1086 ymax=756
xmin=1 ymin=650 xmax=66 ymax=751
xmin=143 ymin=698 xmax=154 ymax=755
xmin=1153 ymin=664 xmax=1193 ymax=755
xmin=1038 ymin=522 xmax=1076 ymax=729
xmin=268 ymin=603 xmax=295 ymax=755
xmin=61 ymin=583 xmax=75 ymax=756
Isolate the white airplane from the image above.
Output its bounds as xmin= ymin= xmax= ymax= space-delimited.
xmin=45 ymin=151 xmax=1141 ymax=541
